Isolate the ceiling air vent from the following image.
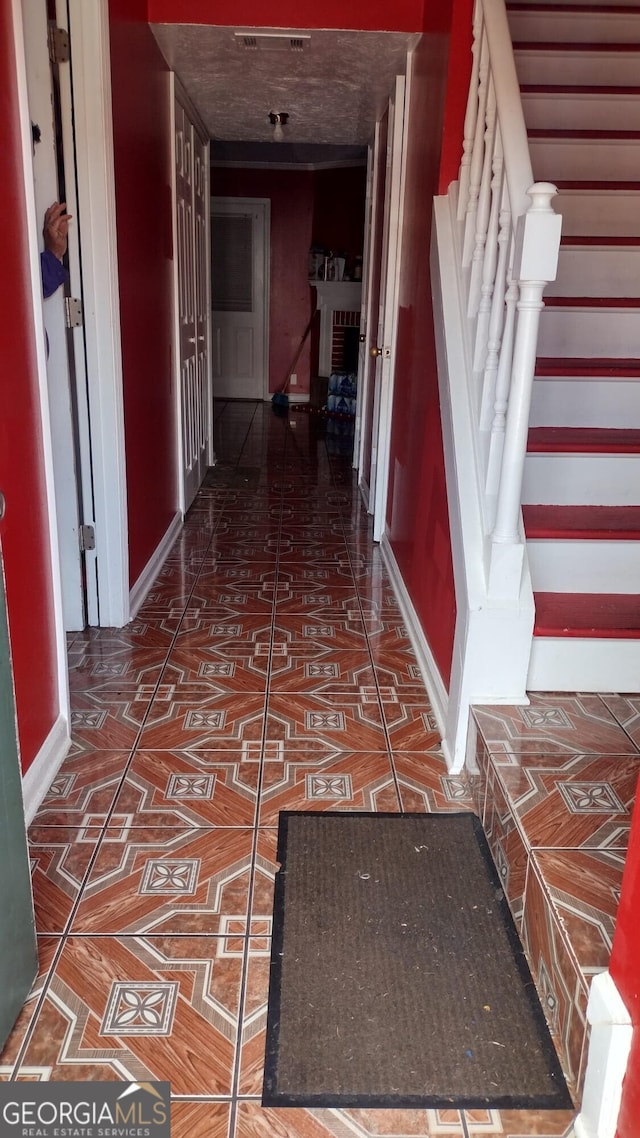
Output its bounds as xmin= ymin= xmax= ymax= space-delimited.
xmin=234 ymin=32 xmax=310 ymax=52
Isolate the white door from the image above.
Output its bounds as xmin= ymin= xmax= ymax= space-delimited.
xmin=357 ymin=74 xmax=408 ymax=540
xmin=173 ymin=91 xmax=211 ymax=511
xmin=211 ymin=198 xmax=269 ymax=401
xmin=22 ymin=0 xmax=97 ymax=630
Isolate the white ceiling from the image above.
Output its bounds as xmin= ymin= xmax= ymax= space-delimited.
xmin=150 ymin=24 xmax=418 ymax=151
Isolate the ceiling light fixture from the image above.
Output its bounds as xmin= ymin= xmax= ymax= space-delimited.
xmin=268 ymin=111 xmax=289 ymax=142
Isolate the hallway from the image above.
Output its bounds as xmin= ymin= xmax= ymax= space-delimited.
xmin=1 ymin=400 xmax=577 ymax=1137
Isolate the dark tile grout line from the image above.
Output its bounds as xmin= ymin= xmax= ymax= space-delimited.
xmin=228 ymin=402 xmax=287 ymax=1138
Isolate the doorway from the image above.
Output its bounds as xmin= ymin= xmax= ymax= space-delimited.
xmin=210 ymin=197 xmax=270 ymax=401
xmin=19 ymin=0 xmax=129 ymax=632
xmin=22 ymin=0 xmax=96 ymax=631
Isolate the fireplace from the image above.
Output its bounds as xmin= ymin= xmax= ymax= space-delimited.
xmin=313 ymin=283 xmax=362 ymax=377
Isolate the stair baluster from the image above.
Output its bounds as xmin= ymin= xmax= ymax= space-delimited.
xmin=474 ymin=122 xmax=504 ymax=375
xmin=458 ymin=0 xmax=484 ymax=221
xmin=463 ymin=28 xmax=489 ymax=266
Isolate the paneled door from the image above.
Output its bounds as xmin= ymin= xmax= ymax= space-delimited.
xmin=211 ymin=198 xmax=269 ymax=400
xmin=173 ymin=87 xmax=212 ymax=511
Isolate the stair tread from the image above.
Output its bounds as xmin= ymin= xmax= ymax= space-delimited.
xmin=534 ymin=591 xmax=640 ymax=636
xmin=554 ymin=179 xmax=640 ymax=188
xmin=524 ymin=503 xmax=640 ymax=538
xmin=560 ymin=235 xmax=640 ymax=245
xmin=536 ymin=357 xmax=640 ymax=375
xmin=522 ymin=84 xmax=640 ymax=94
xmin=509 ymin=2 xmax=640 ymax=11
xmin=529 ymin=127 xmax=640 ymax=138
xmin=515 ymin=39 xmax=640 ymax=49
xmin=544 ymin=296 xmax=640 ymax=306
xmin=528 ymin=426 xmax=640 ymax=451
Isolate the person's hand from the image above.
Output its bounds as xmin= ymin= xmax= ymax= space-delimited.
xmin=43 ymin=201 xmax=71 ymax=261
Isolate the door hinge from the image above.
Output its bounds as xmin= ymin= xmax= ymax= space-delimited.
xmin=48 ymin=25 xmax=70 ymax=65
xmin=79 ymin=524 xmax=95 ymax=553
xmin=65 ymin=297 xmax=83 ymax=329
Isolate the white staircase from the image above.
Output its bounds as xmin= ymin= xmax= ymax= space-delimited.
xmin=508 ymin=0 xmax=640 ymax=690
xmin=431 ymin=0 xmax=640 ymax=769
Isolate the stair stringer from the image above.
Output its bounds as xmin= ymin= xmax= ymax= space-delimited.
xmin=432 ymin=190 xmax=535 ymax=773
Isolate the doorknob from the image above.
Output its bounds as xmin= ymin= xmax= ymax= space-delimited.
xmin=370 ymin=345 xmax=383 ymax=358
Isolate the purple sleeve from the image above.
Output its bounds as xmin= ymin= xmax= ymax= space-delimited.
xmin=41 ymin=249 xmax=67 ymax=299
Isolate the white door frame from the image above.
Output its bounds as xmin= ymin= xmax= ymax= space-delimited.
xmin=17 ymin=0 xmax=126 ymax=633
xmin=64 ymin=0 xmax=128 ymax=626
xmin=22 ymin=0 xmax=85 ymax=632
xmin=171 ymin=75 xmax=213 ymax=513
xmin=353 ymin=142 xmax=375 ymax=472
xmin=12 ymin=0 xmax=69 ymax=724
xmin=210 ymin=196 xmax=270 ymax=402
xmin=11 ymin=0 xmax=129 ymax=798
xmin=56 ymin=0 xmax=101 ymax=626
xmin=371 ymin=72 xmax=408 ymax=542
xmin=356 ymin=123 xmax=385 ymax=508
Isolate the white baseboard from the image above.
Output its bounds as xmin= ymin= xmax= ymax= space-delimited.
xmin=574 ymin=971 xmax=632 ymax=1138
xmin=380 ymin=534 xmax=450 ymax=759
xmin=21 ymin=714 xmax=70 ymax=825
xmin=129 ymin=510 xmax=182 ymax=619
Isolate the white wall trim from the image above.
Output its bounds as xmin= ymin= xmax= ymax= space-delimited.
xmin=12 ymin=0 xmax=70 ymax=728
xmin=373 ymin=69 xmax=409 ymax=543
xmin=21 ymin=715 xmax=71 ymax=826
xmin=169 ymin=73 xmax=184 ymax=514
xmin=129 ymin=511 xmax=183 ymax=620
xmin=575 ymin=970 xmax=633 ymax=1138
xmin=67 ymin=0 xmax=129 ymax=627
xmin=380 ymin=534 xmax=451 ymax=765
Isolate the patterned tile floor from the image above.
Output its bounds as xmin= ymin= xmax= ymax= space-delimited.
xmin=0 ymin=401 xmax=580 ymax=1136
xmin=471 ymin=697 xmax=640 ymax=1104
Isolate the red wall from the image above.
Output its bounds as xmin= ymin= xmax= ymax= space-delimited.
xmin=147 ymin=0 xmax=424 ymax=32
xmin=611 ymin=789 xmax=640 ymax=1137
xmin=385 ymin=25 xmax=457 ymax=688
xmin=1 ymin=0 xmax=58 ymax=773
xmin=439 ymin=0 xmax=473 ymax=193
xmin=213 ymin=168 xmax=315 ymax=395
xmin=312 ymin=167 xmax=367 ymax=272
xmin=109 ymin=0 xmax=177 ymax=586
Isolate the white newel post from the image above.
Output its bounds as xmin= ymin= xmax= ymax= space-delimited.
xmin=488 ymin=182 xmax=561 ymax=596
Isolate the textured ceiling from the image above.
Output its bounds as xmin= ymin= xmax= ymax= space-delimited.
xmin=150 ymin=25 xmax=418 ymax=150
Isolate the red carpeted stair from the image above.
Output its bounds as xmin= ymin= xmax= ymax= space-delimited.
xmin=533 ymin=592 xmax=640 ymax=637
xmin=527 ymin=426 xmax=640 ymax=452
xmin=523 ymin=504 xmax=640 ymax=539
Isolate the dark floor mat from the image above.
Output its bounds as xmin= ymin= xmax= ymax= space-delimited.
xmin=201 ymin=465 xmax=260 ymax=490
xmin=263 ymin=812 xmax=573 ymax=1110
